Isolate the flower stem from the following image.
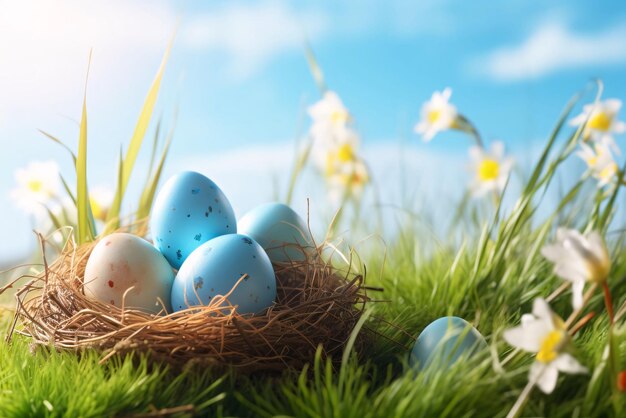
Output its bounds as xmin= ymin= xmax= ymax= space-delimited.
xmin=565 ymin=283 xmax=598 ymax=329
xmin=506 ymin=379 xmax=536 ymax=418
xmin=602 ymin=281 xmax=614 ymax=325
xmin=569 ymin=312 xmax=595 ymax=336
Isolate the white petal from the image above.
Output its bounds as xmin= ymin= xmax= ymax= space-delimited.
xmin=532 ymin=298 xmax=554 ymax=326
xmin=569 ymin=112 xmax=587 ymax=127
xmin=587 ymin=231 xmax=609 ymax=264
xmin=441 ymin=87 xmax=452 ymax=101
xmin=553 ymin=353 xmax=588 ymax=375
xmin=532 ymin=362 xmax=559 ymax=394
xmin=503 ymin=319 xmax=550 ymax=352
xmin=571 ymin=279 xmax=585 ymax=310
xmin=468 ymin=146 xmax=484 ymax=162
xmin=491 ymin=141 xmax=505 ymax=159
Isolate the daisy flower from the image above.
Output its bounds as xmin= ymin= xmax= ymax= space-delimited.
xmin=468 ymin=141 xmax=514 ymax=197
xmin=503 ymin=298 xmax=588 ymax=394
xmin=327 ymin=157 xmax=370 ymax=204
xmin=541 ymin=228 xmax=610 ymax=309
xmin=10 ymin=160 xmax=60 ymax=215
xmin=576 ymin=142 xmax=621 ymax=188
xmin=414 ymin=87 xmax=460 ymax=142
xmin=570 ymin=99 xmax=625 ymax=151
xmin=308 ymin=91 xmax=350 ymax=133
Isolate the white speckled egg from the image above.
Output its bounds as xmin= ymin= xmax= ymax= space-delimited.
xmin=238 ymin=202 xmax=314 ymax=263
xmin=171 ymin=234 xmax=276 ymax=315
xmin=150 ymin=171 xmax=237 ymax=269
xmin=83 ymin=233 xmax=174 ymax=314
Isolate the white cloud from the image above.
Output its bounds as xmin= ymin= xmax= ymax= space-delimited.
xmin=477 ymin=21 xmax=626 ymax=81
xmin=180 ymin=1 xmax=328 ymax=78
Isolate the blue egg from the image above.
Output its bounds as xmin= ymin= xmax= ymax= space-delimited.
xmin=151 ymin=171 xmax=236 ymax=269
xmin=238 ymin=203 xmax=314 ymax=263
xmin=410 ymin=316 xmax=487 ymax=371
xmin=171 ymin=234 xmax=276 ymax=315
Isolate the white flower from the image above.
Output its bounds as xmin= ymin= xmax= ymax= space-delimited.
xmin=327 ymin=157 xmax=370 ymax=204
xmin=308 ymin=90 xmax=350 ymax=128
xmin=541 ymin=228 xmax=610 ymax=309
xmin=89 ymin=186 xmax=113 ymax=222
xmin=576 ymin=142 xmax=621 ymax=188
xmin=504 ymin=298 xmax=588 ymax=394
xmin=468 ymin=141 xmax=514 ymax=197
xmin=414 ymin=87 xmax=459 ymax=142
xmin=10 ymin=160 xmax=60 ymax=215
xmin=570 ymin=99 xmax=625 ymax=152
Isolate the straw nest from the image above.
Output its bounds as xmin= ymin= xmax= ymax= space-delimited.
xmin=4 ymin=234 xmax=371 ymax=372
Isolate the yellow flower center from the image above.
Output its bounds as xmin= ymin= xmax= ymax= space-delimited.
xmin=428 ymin=109 xmax=441 ymax=123
xmin=536 ymin=330 xmax=565 ymax=363
xmin=331 ymin=110 xmax=349 ymax=125
xmin=588 ymin=111 xmax=612 ymax=131
xmin=27 ymin=179 xmax=43 ymax=193
xmin=478 ymin=159 xmax=500 ymax=181
xmin=337 ymin=143 xmax=355 ymax=163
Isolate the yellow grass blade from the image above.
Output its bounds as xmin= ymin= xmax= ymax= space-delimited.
xmin=304 ymin=41 xmax=327 ymax=95
xmin=76 ymin=52 xmax=96 ymax=244
xmin=105 ymin=39 xmax=173 ymax=228
xmin=136 ymin=121 xmax=174 ymax=221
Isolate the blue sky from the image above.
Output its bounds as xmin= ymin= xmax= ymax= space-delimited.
xmin=1 ymin=0 xmax=626 ymax=261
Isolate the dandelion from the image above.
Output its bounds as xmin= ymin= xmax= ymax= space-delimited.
xmin=89 ymin=186 xmax=113 ymax=222
xmin=414 ymin=87 xmax=461 ymax=142
xmin=468 ymin=141 xmax=514 ymax=197
xmin=541 ymin=228 xmax=610 ymax=310
xmin=576 ymin=142 xmax=621 ymax=188
xmin=504 ymin=298 xmax=587 ymax=394
xmin=570 ymin=98 xmax=625 ymax=151
xmin=10 ymin=161 xmax=60 ymax=215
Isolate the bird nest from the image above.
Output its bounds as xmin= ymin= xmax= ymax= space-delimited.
xmin=3 ymin=234 xmax=371 ymax=372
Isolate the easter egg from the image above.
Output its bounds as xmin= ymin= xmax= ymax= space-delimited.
xmin=238 ymin=202 xmax=314 ymax=263
xmin=410 ymin=316 xmax=487 ymax=371
xmin=151 ymin=171 xmax=236 ymax=269
xmin=83 ymin=233 xmax=174 ymax=314
xmin=171 ymin=234 xmax=276 ymax=315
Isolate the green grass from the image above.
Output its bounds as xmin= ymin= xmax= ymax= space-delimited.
xmin=1 ymin=93 xmax=626 ymax=417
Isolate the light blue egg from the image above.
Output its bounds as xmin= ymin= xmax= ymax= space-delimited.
xmin=171 ymin=234 xmax=277 ymax=315
xmin=410 ymin=316 xmax=487 ymax=371
xmin=238 ymin=203 xmax=314 ymax=263
xmin=151 ymin=171 xmax=236 ymax=269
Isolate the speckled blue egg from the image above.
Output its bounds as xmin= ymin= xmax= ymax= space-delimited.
xmin=238 ymin=203 xmax=314 ymax=263
xmin=151 ymin=171 xmax=236 ymax=269
xmin=410 ymin=316 xmax=487 ymax=371
xmin=171 ymin=234 xmax=277 ymax=315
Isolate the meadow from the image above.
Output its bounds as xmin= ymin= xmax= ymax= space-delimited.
xmin=1 ymin=51 xmax=625 ymax=418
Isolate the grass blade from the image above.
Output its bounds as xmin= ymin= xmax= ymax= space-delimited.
xmin=136 ymin=121 xmax=174 ymax=221
xmin=106 ymin=40 xmax=172 ymax=229
xmin=76 ymin=52 xmax=95 ymax=244
xmin=39 ymin=130 xmax=77 ymax=166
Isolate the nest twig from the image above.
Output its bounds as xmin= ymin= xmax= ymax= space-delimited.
xmin=4 ymin=233 xmax=370 ymax=372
